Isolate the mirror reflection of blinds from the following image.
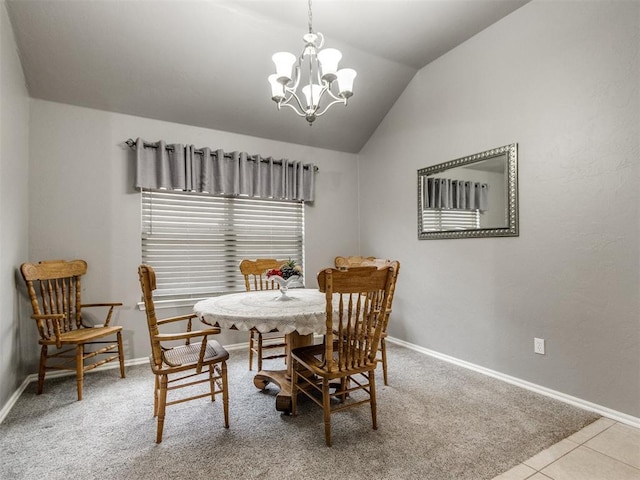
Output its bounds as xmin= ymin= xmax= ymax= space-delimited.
xmin=142 ymin=190 xmax=304 ymax=299
xmin=422 ymin=209 xmax=480 ymax=231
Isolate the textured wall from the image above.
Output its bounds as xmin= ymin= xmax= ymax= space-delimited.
xmin=0 ymin=2 xmax=31 ymax=410
xmin=25 ymin=100 xmax=359 ymax=364
xmin=358 ymin=0 xmax=639 ymax=417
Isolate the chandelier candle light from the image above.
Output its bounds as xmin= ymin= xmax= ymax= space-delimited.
xmin=268 ymin=0 xmax=357 ymax=124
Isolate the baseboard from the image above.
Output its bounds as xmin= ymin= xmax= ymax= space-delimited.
xmin=0 ymin=376 xmax=31 ymax=425
xmin=387 ymin=336 xmax=640 ymax=429
xmin=3 ymin=339 xmax=638 ymax=429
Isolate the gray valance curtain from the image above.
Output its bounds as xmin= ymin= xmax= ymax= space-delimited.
xmin=421 ymin=177 xmax=489 ymax=211
xmin=131 ymin=138 xmax=316 ymax=202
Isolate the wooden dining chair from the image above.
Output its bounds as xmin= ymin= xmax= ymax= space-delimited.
xmin=334 ymin=255 xmax=376 ymax=269
xmin=334 ymin=257 xmax=401 ymax=385
xmin=20 ymin=259 xmax=125 ymax=401
xmin=291 ymin=266 xmax=394 ymax=446
xmin=138 ymin=264 xmax=229 ymax=443
xmin=240 ymin=258 xmax=288 ymax=371
xmin=360 ymin=259 xmax=400 ymax=386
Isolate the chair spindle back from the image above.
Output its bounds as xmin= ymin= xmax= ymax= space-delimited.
xmin=317 ymin=266 xmax=394 ymax=373
xmin=21 ymin=260 xmax=88 ymax=340
xmin=240 ymin=259 xmax=288 ymax=291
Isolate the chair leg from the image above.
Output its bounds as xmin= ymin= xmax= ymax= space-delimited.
xmin=153 ymin=375 xmax=159 ymax=417
xmin=323 ymin=378 xmax=332 ymax=447
xmin=248 ymin=330 xmax=255 ymax=371
xmin=339 ymin=378 xmax=349 ymax=402
xmin=380 ymin=338 xmax=388 ymax=386
xmin=221 ymin=362 xmax=229 ymax=428
xmin=208 ymin=365 xmax=216 ymax=402
xmin=75 ymin=345 xmax=84 ymax=401
xmin=156 ymin=375 xmax=168 ymax=443
xmin=37 ymin=345 xmax=47 ymax=395
xmin=369 ymin=370 xmax=378 ymax=431
xmin=291 ymin=359 xmax=298 ymax=415
xmin=117 ymin=331 xmax=126 ymax=378
xmin=257 ymin=333 xmax=263 ymax=372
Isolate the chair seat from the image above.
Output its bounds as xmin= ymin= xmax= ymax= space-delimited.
xmin=40 ymin=325 xmax=123 ymax=345
xmin=153 ymin=339 xmax=229 ymax=374
xmin=292 ymin=343 xmax=377 ymax=380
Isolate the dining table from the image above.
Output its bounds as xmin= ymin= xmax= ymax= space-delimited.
xmin=193 ymin=287 xmax=328 ymax=413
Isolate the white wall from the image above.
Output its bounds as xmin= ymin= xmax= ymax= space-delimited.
xmin=0 ymin=2 xmax=31 ymax=409
xmin=26 ymin=100 xmax=359 ymax=364
xmin=358 ymin=0 xmax=639 ymax=418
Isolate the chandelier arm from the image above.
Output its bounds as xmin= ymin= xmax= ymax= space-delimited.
xmin=314 ymin=97 xmax=347 ymax=117
xmin=303 ymin=82 xmax=331 ymax=113
xmin=307 ymin=51 xmax=317 ymax=102
xmin=279 ymin=101 xmax=309 ymax=118
xmin=314 ymin=65 xmax=324 ymax=87
xmin=290 ymin=64 xmax=302 ymax=92
xmin=280 ymin=90 xmax=310 ymax=116
xmin=316 ymin=83 xmax=333 ymax=103
xmin=321 ymin=87 xmax=343 ymax=102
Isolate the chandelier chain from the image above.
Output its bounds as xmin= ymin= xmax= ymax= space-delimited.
xmin=307 ymin=0 xmax=313 ymax=34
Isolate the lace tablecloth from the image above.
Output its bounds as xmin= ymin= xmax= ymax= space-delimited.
xmin=194 ymin=288 xmax=328 ymax=335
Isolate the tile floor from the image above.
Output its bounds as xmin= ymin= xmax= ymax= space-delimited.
xmin=492 ymin=417 xmax=640 ymax=480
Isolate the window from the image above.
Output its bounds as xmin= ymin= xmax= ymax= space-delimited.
xmin=141 ymin=190 xmax=304 ymax=304
xmin=421 ymin=209 xmax=480 ymax=232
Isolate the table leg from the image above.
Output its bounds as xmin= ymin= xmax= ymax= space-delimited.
xmin=253 ymin=331 xmax=313 ymax=413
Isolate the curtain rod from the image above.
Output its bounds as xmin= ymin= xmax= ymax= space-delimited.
xmin=125 ymin=138 xmax=318 ymax=172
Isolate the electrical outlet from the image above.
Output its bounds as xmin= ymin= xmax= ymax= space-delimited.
xmin=534 ymin=337 xmax=545 ymax=355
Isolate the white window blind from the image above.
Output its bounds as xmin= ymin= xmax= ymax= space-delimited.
xmin=142 ymin=190 xmax=304 ymax=300
xmin=421 ymin=209 xmax=480 ymax=232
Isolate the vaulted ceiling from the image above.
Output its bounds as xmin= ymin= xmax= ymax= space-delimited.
xmin=6 ymin=0 xmax=529 ymax=153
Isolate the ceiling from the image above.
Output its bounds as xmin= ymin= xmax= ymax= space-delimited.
xmin=6 ymin=0 xmax=529 ymax=153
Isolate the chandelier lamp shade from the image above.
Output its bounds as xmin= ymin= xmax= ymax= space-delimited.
xmin=268 ymin=0 xmax=356 ymax=124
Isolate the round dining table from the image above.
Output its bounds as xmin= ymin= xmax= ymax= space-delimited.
xmin=193 ymin=288 xmax=327 ymax=413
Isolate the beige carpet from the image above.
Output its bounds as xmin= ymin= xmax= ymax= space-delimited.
xmin=0 ymin=344 xmax=600 ymax=480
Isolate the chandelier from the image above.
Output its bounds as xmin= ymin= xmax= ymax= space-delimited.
xmin=268 ymin=0 xmax=357 ymax=124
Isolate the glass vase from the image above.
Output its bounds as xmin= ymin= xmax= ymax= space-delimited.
xmin=270 ymin=275 xmax=300 ymax=301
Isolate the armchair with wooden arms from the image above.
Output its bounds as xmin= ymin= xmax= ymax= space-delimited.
xmin=291 ymin=266 xmax=394 ymax=446
xmin=240 ymin=258 xmax=289 ymax=371
xmin=20 ymin=259 xmax=125 ymax=401
xmin=138 ymin=264 xmax=229 ymax=443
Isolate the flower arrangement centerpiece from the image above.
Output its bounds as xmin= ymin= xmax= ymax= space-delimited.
xmin=266 ymin=259 xmax=302 ymax=300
